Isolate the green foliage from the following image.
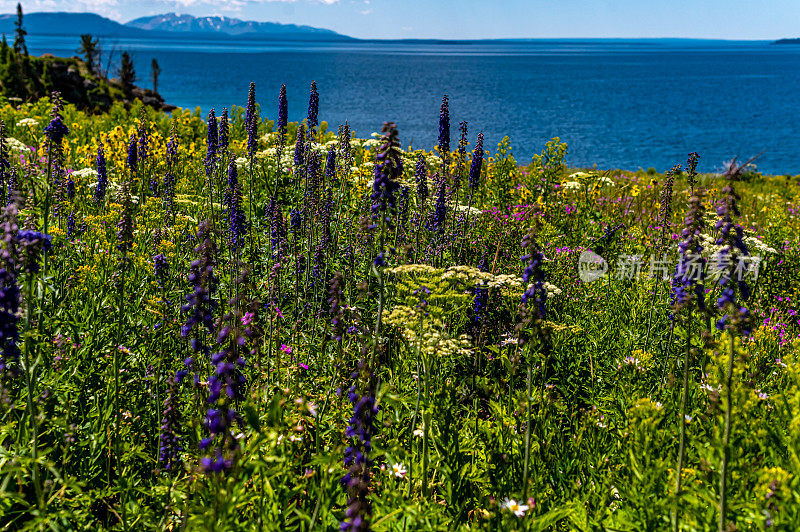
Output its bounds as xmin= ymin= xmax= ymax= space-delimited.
xmin=0 ymin=98 xmax=797 ymax=531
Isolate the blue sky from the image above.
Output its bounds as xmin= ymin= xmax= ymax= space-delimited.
xmin=3 ymin=0 xmax=799 ymax=39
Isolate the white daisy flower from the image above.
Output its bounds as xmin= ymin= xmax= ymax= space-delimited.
xmin=500 ymin=497 xmax=529 ymax=517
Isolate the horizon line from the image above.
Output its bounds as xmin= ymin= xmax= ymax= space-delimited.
xmin=1 ymin=10 xmax=792 ymax=42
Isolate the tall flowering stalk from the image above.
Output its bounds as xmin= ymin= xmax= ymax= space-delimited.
xmin=163 ymin=123 xmax=178 ymax=223
xmin=415 ymin=154 xmax=428 ymax=206
xmin=437 ymin=94 xmax=450 ymax=172
xmin=468 ymin=132 xmax=484 ymax=194
xmin=205 ymin=109 xmax=219 ymax=224
xmin=686 ymin=152 xmax=700 ymax=195
xmin=7 ymin=198 xmax=51 ymax=511
xmin=293 ymin=124 xmax=306 ymax=194
xmin=0 ymin=200 xmax=20 ymax=379
xmin=670 ymin=189 xmax=707 ymax=532
xmin=111 ymin=182 xmax=134 ymax=517
xmin=179 ymin=222 xmax=218 ymax=384
xmin=245 ymin=83 xmax=258 ymax=160
xmin=430 ymin=181 xmax=447 ymax=237
xmin=517 ymin=228 xmax=548 ymax=500
xmin=715 ymin=176 xmax=751 ymax=532
xmin=370 ymin=122 xmax=402 ymax=362
xmin=0 ymin=121 xmax=8 ymax=205
xmin=127 ymin=133 xmax=138 ymax=181
xmin=94 ymin=140 xmax=107 ymax=204
xmin=645 ymin=164 xmax=681 ymax=349
xmin=277 ymin=84 xmax=288 ymax=137
xmin=219 ymin=108 xmax=229 ymax=156
xmin=224 ymin=160 xmax=247 ymax=256
xmin=158 ymin=379 xmax=182 ymax=472
xmin=458 ymin=132 xmax=484 ymax=259
xmin=201 ymin=269 xmax=253 ymax=474
xmin=42 ymin=92 xmax=68 ymax=274
xmin=307 ymin=80 xmax=319 ymax=132
xmin=340 ymin=362 xmax=379 ymax=532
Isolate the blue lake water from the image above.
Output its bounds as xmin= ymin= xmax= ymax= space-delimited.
xmin=25 ymin=36 xmax=800 ymax=175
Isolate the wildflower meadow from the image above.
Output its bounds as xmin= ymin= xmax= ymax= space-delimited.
xmin=0 ymin=84 xmax=799 ymax=531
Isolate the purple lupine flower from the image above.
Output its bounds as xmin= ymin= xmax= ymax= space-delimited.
xmin=267 ymin=198 xmax=286 ymax=253
xmin=305 ymin=150 xmax=322 ymax=200
xmin=457 ymin=121 xmax=468 ymax=161
xmin=397 ymin=186 xmax=410 ymax=230
xmin=325 ymin=146 xmax=337 ymax=186
xmin=437 ymin=94 xmax=450 ymax=155
xmin=277 ymin=84 xmax=288 ymax=136
xmin=43 ymin=115 xmax=69 ymax=147
xmin=454 ymin=120 xmax=468 ymax=190
xmin=307 ymin=80 xmax=319 ymax=131
xmin=17 ymin=230 xmax=52 ymax=274
xmin=714 ymin=178 xmax=751 ymax=334
xmin=180 ymin=222 xmax=218 ymax=381
xmin=520 ymin=230 xmax=547 ymax=320
xmin=658 ymin=165 xmax=680 ymax=244
xmin=65 ymin=175 xmax=75 ymax=201
xmin=223 ymin=160 xmax=247 ymax=252
xmin=338 ymin=122 xmax=351 ymax=172
xmin=245 ymin=82 xmax=256 ymax=134
xmin=671 ymin=191 xmax=706 ymax=314
xmin=116 ymin=211 xmax=134 ymax=259
xmin=0 ymin=121 xmax=8 ymax=199
xmin=473 ymin=285 xmax=489 ymax=327
xmin=6 ymin=170 xmax=16 ymax=206
xmin=415 ymin=153 xmax=428 ymax=205
xmin=158 ymin=379 xmax=182 ymax=471
xmin=290 ymin=209 xmax=302 ymax=232
xmin=340 ymin=362 xmax=378 ymax=532
xmin=219 ymin=108 xmax=229 ymax=155
xmin=203 ymin=270 xmax=253 ymax=474
xmin=0 ymin=201 xmax=21 ymax=377
xmin=686 ymin=152 xmax=700 ymax=191
xmin=153 ymin=253 xmax=169 ymax=287
xmin=126 ymin=133 xmax=138 ymax=174
xmin=66 ymin=212 xmax=76 ymax=238
xmin=371 ymin=122 xmax=402 ymax=226
xmin=293 ymin=124 xmax=306 ymax=170
xmin=244 ymin=83 xmax=258 ymax=159
xmin=205 ymin=108 xmax=218 ymax=176
xmin=468 ymin=132 xmax=484 ymax=191
xmin=95 ymin=140 xmax=108 ymax=202
xmin=430 ymin=181 xmax=447 ymax=234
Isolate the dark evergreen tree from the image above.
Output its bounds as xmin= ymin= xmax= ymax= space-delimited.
xmin=0 ymin=35 xmax=8 ymax=64
xmin=118 ymin=51 xmax=136 ymax=94
xmin=151 ymin=58 xmax=161 ymax=93
xmin=13 ymin=4 xmax=27 ymax=57
xmin=78 ymin=34 xmax=99 ymax=75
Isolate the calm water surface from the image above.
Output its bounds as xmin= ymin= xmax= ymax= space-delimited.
xmin=26 ymin=36 xmax=800 ymax=174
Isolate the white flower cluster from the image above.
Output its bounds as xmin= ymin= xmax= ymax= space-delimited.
xmin=16 ymin=118 xmax=38 ymax=128
xmin=70 ymin=168 xmax=98 ymax=180
xmin=597 ymin=175 xmax=615 ymax=187
xmin=561 ymin=181 xmax=581 ymax=191
xmin=5 ymin=137 xmax=28 ymax=152
xmin=542 ymin=281 xmax=563 ymax=297
xmin=455 ymin=204 xmax=483 ymax=216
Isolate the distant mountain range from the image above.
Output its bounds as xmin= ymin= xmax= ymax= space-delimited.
xmin=0 ymin=11 xmax=353 ymax=41
xmin=127 ymin=13 xmax=346 ymax=39
xmin=773 ymin=38 xmax=800 ymax=44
